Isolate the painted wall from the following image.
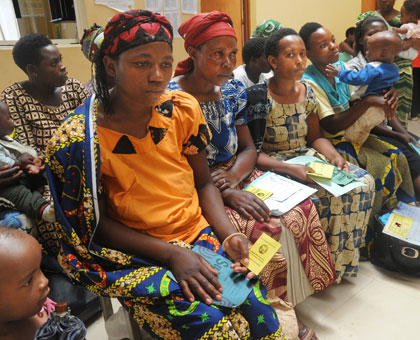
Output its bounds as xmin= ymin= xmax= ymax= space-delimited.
xmin=250 ymin=0 xmax=362 ymax=42
xmin=0 ymin=0 xmax=198 ymax=92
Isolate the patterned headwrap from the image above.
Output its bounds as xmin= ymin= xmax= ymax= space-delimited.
xmin=174 ymin=11 xmax=237 ymax=76
xmin=101 ymin=9 xmax=173 ymax=58
xmin=80 ymin=24 xmax=104 ymax=62
xmin=251 ymin=19 xmax=283 ymax=38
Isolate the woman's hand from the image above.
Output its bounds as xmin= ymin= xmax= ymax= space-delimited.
xmin=366 ymin=95 xmax=394 ymax=120
xmin=222 ymin=234 xmax=255 ymax=279
xmin=286 ymin=164 xmax=316 ymax=184
xmin=401 ymin=38 xmax=413 ymax=51
xmin=211 ymin=169 xmax=239 ymax=191
xmin=382 ymin=87 xmax=398 ymax=114
xmin=222 ymin=189 xmax=271 ymax=222
xmin=0 ymin=165 xmax=22 ymax=188
xmin=168 ymin=247 xmax=223 ymax=305
xmin=329 ymin=154 xmax=349 ymax=172
xmin=397 ymin=132 xmax=419 ymax=146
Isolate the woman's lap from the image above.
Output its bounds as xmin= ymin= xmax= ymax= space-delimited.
xmin=379 ymin=135 xmax=420 ymax=180
xmin=59 ymin=227 xmax=283 ymax=340
xmin=119 ymin=280 xmax=284 ymax=340
xmin=309 ymin=163 xmax=374 ymax=282
xmin=225 ymin=169 xmax=336 ymax=299
xmin=332 ymin=135 xmax=416 ymax=211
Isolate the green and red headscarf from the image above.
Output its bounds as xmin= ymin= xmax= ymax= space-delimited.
xmin=101 ymin=9 xmax=173 ymax=58
xmin=174 ymin=11 xmax=237 ymax=76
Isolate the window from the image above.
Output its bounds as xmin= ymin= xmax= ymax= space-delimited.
xmin=0 ymin=0 xmax=87 ymax=45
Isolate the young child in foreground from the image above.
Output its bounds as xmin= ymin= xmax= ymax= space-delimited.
xmin=0 ymin=101 xmax=54 ymax=222
xmin=326 ymin=30 xmax=402 ymax=144
xmin=0 ymin=226 xmax=53 ymax=340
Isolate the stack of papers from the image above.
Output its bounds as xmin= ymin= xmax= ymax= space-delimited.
xmin=244 ymin=172 xmax=317 ymax=216
xmin=382 ymin=202 xmax=420 ymax=246
xmin=285 ymin=156 xmax=366 ymax=197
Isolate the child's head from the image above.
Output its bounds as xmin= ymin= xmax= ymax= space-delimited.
xmin=0 ymin=226 xmax=49 ymax=323
xmin=366 ymin=31 xmax=402 ymax=63
xmin=242 ymin=37 xmax=271 ymax=74
xmin=345 ymin=27 xmax=356 ymax=44
xmin=401 ymin=0 xmax=420 ymax=24
xmin=0 ymin=102 xmax=14 ymax=137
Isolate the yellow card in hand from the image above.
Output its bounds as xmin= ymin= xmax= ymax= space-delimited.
xmin=244 ymin=233 xmax=281 ymax=275
xmin=245 ymin=186 xmax=273 ymax=201
xmin=307 ymin=162 xmax=335 ymax=179
xmin=384 ymin=213 xmax=414 ymax=239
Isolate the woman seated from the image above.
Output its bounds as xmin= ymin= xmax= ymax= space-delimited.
xmin=0 ymin=33 xmax=90 ymax=254
xmin=167 ymin=12 xmax=336 ymax=310
xmin=299 ymin=23 xmax=416 ymax=239
xmin=348 ymin=16 xmax=420 ymax=201
xmin=46 ymin=10 xmax=284 ymax=340
xmin=245 ymin=28 xmax=376 ymax=283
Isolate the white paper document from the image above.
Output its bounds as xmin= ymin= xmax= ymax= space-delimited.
xmin=181 ymin=0 xmax=197 ymax=14
xmin=244 ymin=172 xmax=317 ymax=216
xmin=383 ymin=202 xmax=420 ymax=246
xmin=285 ymin=155 xmax=366 ymax=197
xmin=95 ymin=0 xmax=134 ymax=12
xmin=145 ymin=0 xmax=163 ymax=12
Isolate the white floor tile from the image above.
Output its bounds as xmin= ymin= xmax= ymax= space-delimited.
xmin=296 ymin=261 xmax=420 ymax=340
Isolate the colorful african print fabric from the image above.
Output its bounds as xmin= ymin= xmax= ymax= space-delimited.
xmin=214 ymin=165 xmax=336 ymax=304
xmin=302 ymin=68 xmax=416 ymax=208
xmin=45 ymin=95 xmax=285 ymax=340
xmin=357 ymin=11 xmax=413 ymax=127
xmin=168 ymin=78 xmax=336 ymax=300
xmin=0 ymin=78 xmax=89 ymax=254
xmin=168 ymin=78 xmax=247 ymax=166
xmin=245 ymin=81 xmax=376 ymax=282
xmin=1 ymin=78 xmax=89 ymax=155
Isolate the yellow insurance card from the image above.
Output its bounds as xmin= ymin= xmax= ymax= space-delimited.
xmin=244 ymin=186 xmax=273 ymax=201
xmin=384 ymin=213 xmax=414 ymax=239
xmin=244 ymin=233 xmax=281 ymax=275
xmin=307 ymin=162 xmax=335 ymax=179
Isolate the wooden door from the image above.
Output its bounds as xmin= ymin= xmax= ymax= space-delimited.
xmin=201 ymin=0 xmax=249 ymax=64
xmin=362 ymin=0 xmax=377 ymax=12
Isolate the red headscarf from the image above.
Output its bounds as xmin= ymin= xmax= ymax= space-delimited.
xmin=174 ymin=11 xmax=237 ymax=76
xmin=101 ymin=9 xmax=172 ymax=58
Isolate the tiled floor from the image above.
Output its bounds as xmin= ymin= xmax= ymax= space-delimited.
xmin=87 ymin=120 xmax=420 ymax=340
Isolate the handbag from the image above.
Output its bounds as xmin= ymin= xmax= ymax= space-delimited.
xmin=370 ymin=213 xmax=420 ymax=276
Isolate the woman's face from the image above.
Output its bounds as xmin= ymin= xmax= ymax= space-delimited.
xmin=34 ymin=45 xmax=68 ymax=88
xmin=191 ymin=36 xmax=238 ymax=87
xmin=361 ymin=21 xmax=387 ymax=55
xmin=377 ymin=0 xmax=396 ymax=12
xmin=268 ymin=35 xmax=307 ymax=81
xmin=306 ymin=27 xmax=339 ymax=66
xmin=105 ymin=41 xmax=173 ymax=106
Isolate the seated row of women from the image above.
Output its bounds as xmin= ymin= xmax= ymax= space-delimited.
xmin=1 ymin=7 xmax=418 ymax=340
